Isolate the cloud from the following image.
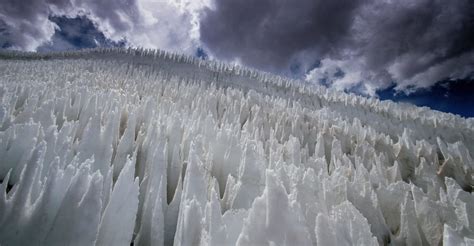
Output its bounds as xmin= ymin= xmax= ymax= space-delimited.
xmin=0 ymin=0 xmax=206 ymax=52
xmin=0 ymin=0 xmax=60 ymax=50
xmin=199 ymin=0 xmax=364 ymax=71
xmin=304 ymin=58 xmax=382 ymax=96
xmin=200 ymin=0 xmax=474 ymax=94
xmin=117 ymin=0 xmax=208 ymax=53
xmin=37 ymin=15 xmax=125 ymax=52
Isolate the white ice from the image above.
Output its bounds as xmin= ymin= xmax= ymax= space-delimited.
xmin=0 ymin=48 xmax=473 ymax=245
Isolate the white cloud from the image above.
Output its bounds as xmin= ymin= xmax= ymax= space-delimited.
xmin=305 ymin=58 xmax=385 ymax=96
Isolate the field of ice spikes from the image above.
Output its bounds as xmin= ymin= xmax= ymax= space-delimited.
xmin=0 ymin=48 xmax=473 ymax=246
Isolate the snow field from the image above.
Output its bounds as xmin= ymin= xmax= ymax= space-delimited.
xmin=0 ymin=49 xmax=473 ymax=245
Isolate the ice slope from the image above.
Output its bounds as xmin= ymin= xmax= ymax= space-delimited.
xmin=0 ymin=48 xmax=473 ymax=245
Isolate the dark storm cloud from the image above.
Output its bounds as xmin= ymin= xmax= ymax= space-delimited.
xmin=355 ymin=0 xmax=474 ymax=88
xmin=200 ymin=0 xmax=474 ymax=92
xmin=200 ymin=0 xmax=364 ymax=70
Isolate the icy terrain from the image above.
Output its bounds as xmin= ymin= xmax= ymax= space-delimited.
xmin=0 ymin=48 xmax=473 ymax=245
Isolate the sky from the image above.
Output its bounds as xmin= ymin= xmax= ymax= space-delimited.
xmin=0 ymin=0 xmax=473 ymax=117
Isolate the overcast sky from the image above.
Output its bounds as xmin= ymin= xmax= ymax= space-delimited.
xmin=1 ymin=0 xmax=473 ymax=115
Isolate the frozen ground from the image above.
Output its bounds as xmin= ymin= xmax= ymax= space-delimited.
xmin=0 ymin=48 xmax=473 ymax=245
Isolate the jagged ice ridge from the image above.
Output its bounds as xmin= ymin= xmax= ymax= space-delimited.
xmin=0 ymin=48 xmax=473 ymax=245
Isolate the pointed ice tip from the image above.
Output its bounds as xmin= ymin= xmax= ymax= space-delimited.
xmin=265 ymin=169 xmax=277 ymax=188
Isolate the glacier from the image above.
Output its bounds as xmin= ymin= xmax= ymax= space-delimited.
xmin=0 ymin=48 xmax=473 ymax=245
